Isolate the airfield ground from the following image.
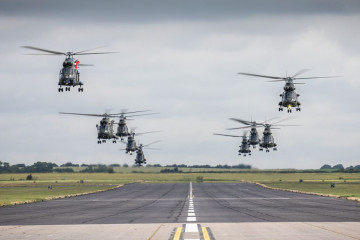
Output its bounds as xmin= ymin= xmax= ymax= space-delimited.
xmin=1 ymin=182 xmax=360 ymax=240
xmin=0 ymin=170 xmax=359 ymax=206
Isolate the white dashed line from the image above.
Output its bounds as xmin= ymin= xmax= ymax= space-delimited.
xmin=187 ymin=182 xmax=197 ymax=222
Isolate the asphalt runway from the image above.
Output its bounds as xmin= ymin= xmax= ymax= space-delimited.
xmin=1 ymin=182 xmax=360 ymax=240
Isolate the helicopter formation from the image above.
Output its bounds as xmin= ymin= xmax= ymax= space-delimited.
xmin=59 ymin=110 xmax=160 ymax=166
xmin=22 ymin=45 xmax=338 ymax=163
xmin=214 ymin=117 xmax=297 ymax=156
xmin=213 ymin=69 xmax=338 ymax=156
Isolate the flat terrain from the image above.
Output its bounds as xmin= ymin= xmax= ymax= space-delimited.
xmin=1 ymin=172 xmax=359 ymax=206
xmin=1 ymin=182 xmax=360 ymax=240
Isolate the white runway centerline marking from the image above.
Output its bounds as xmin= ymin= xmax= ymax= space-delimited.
xmin=187 ymin=182 xmax=197 ymax=222
xmin=185 ymin=223 xmax=198 ymax=232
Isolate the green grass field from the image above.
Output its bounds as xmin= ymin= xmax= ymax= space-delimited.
xmin=1 ymin=171 xmax=359 ymax=206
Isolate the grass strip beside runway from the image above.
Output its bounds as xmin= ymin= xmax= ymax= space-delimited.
xmin=0 ymin=172 xmax=359 ymax=206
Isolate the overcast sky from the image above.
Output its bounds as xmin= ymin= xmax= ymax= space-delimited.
xmin=1 ymin=0 xmax=360 ymax=169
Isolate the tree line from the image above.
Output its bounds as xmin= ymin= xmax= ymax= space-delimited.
xmin=320 ymin=164 xmax=360 ymax=171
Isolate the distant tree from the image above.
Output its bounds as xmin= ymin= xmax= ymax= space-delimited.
xmin=320 ymin=164 xmax=332 ymax=169
xmin=61 ymin=162 xmax=79 ymax=167
xmin=346 ymin=166 xmax=354 ymax=171
xmin=26 ymin=174 xmax=33 ymax=180
xmin=14 ymin=164 xmax=26 ymax=168
xmin=123 ymin=164 xmax=129 ymax=168
xmin=354 ymin=165 xmax=360 ymax=170
xmin=54 ymin=168 xmax=74 ymax=173
xmin=107 ymin=167 xmax=114 ymax=173
xmin=152 ymin=164 xmax=162 ymax=167
xmin=232 ymin=164 xmax=252 ymax=169
xmin=109 ymin=164 xmax=120 ymax=167
xmin=332 ymin=164 xmax=344 ymax=170
xmin=81 ymin=164 xmax=89 ymax=167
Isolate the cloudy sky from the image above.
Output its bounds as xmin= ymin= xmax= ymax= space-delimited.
xmin=1 ymin=0 xmax=360 ymax=169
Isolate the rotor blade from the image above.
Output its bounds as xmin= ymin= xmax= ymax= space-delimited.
xmin=266 ymin=79 xmax=286 ymax=82
xmin=294 ymin=76 xmax=341 ymax=80
xmin=74 ymin=51 xmax=117 ymax=55
xmin=271 ymin=117 xmax=294 ymax=125
xmin=109 ymin=110 xmax=152 ymax=116
xmin=125 ymin=113 xmax=159 ymax=118
xmin=78 ymin=64 xmax=94 ymax=66
xmin=238 ymin=72 xmax=285 ymax=80
xmin=261 ymin=116 xmax=280 ymax=124
xmin=272 ymin=124 xmax=301 ymax=127
xmin=292 ymin=69 xmax=310 ymax=78
xmin=24 ymin=53 xmax=61 ymax=55
xmin=226 ymin=126 xmax=253 ymax=130
xmin=21 ymin=46 xmax=65 ymax=55
xmin=59 ymin=112 xmax=108 ymax=117
xmin=229 ymin=118 xmax=251 ymax=125
xmin=144 ymin=140 xmax=162 ymax=147
xmin=135 ymin=131 xmax=162 ymax=136
xmin=214 ymin=133 xmax=241 ymax=137
xmin=293 ymin=83 xmax=306 ymax=84
xmin=74 ymin=46 xmax=109 ymax=54
xmin=143 ymin=147 xmax=161 ymax=150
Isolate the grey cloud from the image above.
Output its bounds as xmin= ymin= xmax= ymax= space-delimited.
xmin=1 ymin=0 xmax=360 ymax=23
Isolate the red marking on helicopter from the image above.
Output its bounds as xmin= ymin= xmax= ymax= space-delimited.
xmin=75 ymin=60 xmax=80 ymax=69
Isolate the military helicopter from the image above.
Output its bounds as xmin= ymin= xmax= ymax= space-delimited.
xmin=213 ymin=132 xmax=252 ymax=156
xmin=110 ymin=109 xmax=157 ymax=141
xmin=238 ymin=70 xmax=338 ymax=113
xmin=236 ymin=118 xmax=297 ymax=152
xmin=59 ymin=112 xmax=120 ymax=144
xmin=227 ymin=118 xmax=262 ymax=148
xmin=22 ymin=46 xmax=115 ymax=92
xmin=121 ymin=129 xmax=161 ymax=155
xmin=134 ymin=141 xmax=161 ymax=166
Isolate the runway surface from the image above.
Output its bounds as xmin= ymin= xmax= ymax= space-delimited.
xmin=1 ymin=182 xmax=360 ymax=239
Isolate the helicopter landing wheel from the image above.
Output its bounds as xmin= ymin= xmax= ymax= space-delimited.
xmin=259 ymin=148 xmax=263 ymax=151
xmin=273 ymin=148 xmax=277 ymax=151
xmin=113 ymin=140 xmax=116 ymax=143
xmin=102 ymin=140 xmax=106 ymax=143
xmin=98 ymin=141 xmax=101 ymax=144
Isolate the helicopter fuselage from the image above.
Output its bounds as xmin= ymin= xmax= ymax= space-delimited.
xmin=238 ymin=137 xmax=251 ymax=156
xmin=96 ymin=117 xmax=117 ymax=143
xmin=249 ymin=128 xmax=260 ymax=146
xmin=279 ymin=81 xmax=301 ymax=112
xmin=58 ymin=57 xmax=84 ymax=92
xmin=116 ymin=120 xmax=130 ymax=139
xmin=259 ymin=127 xmax=277 ymax=151
xmin=135 ymin=148 xmax=146 ymax=166
xmin=126 ymin=136 xmax=137 ymax=154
